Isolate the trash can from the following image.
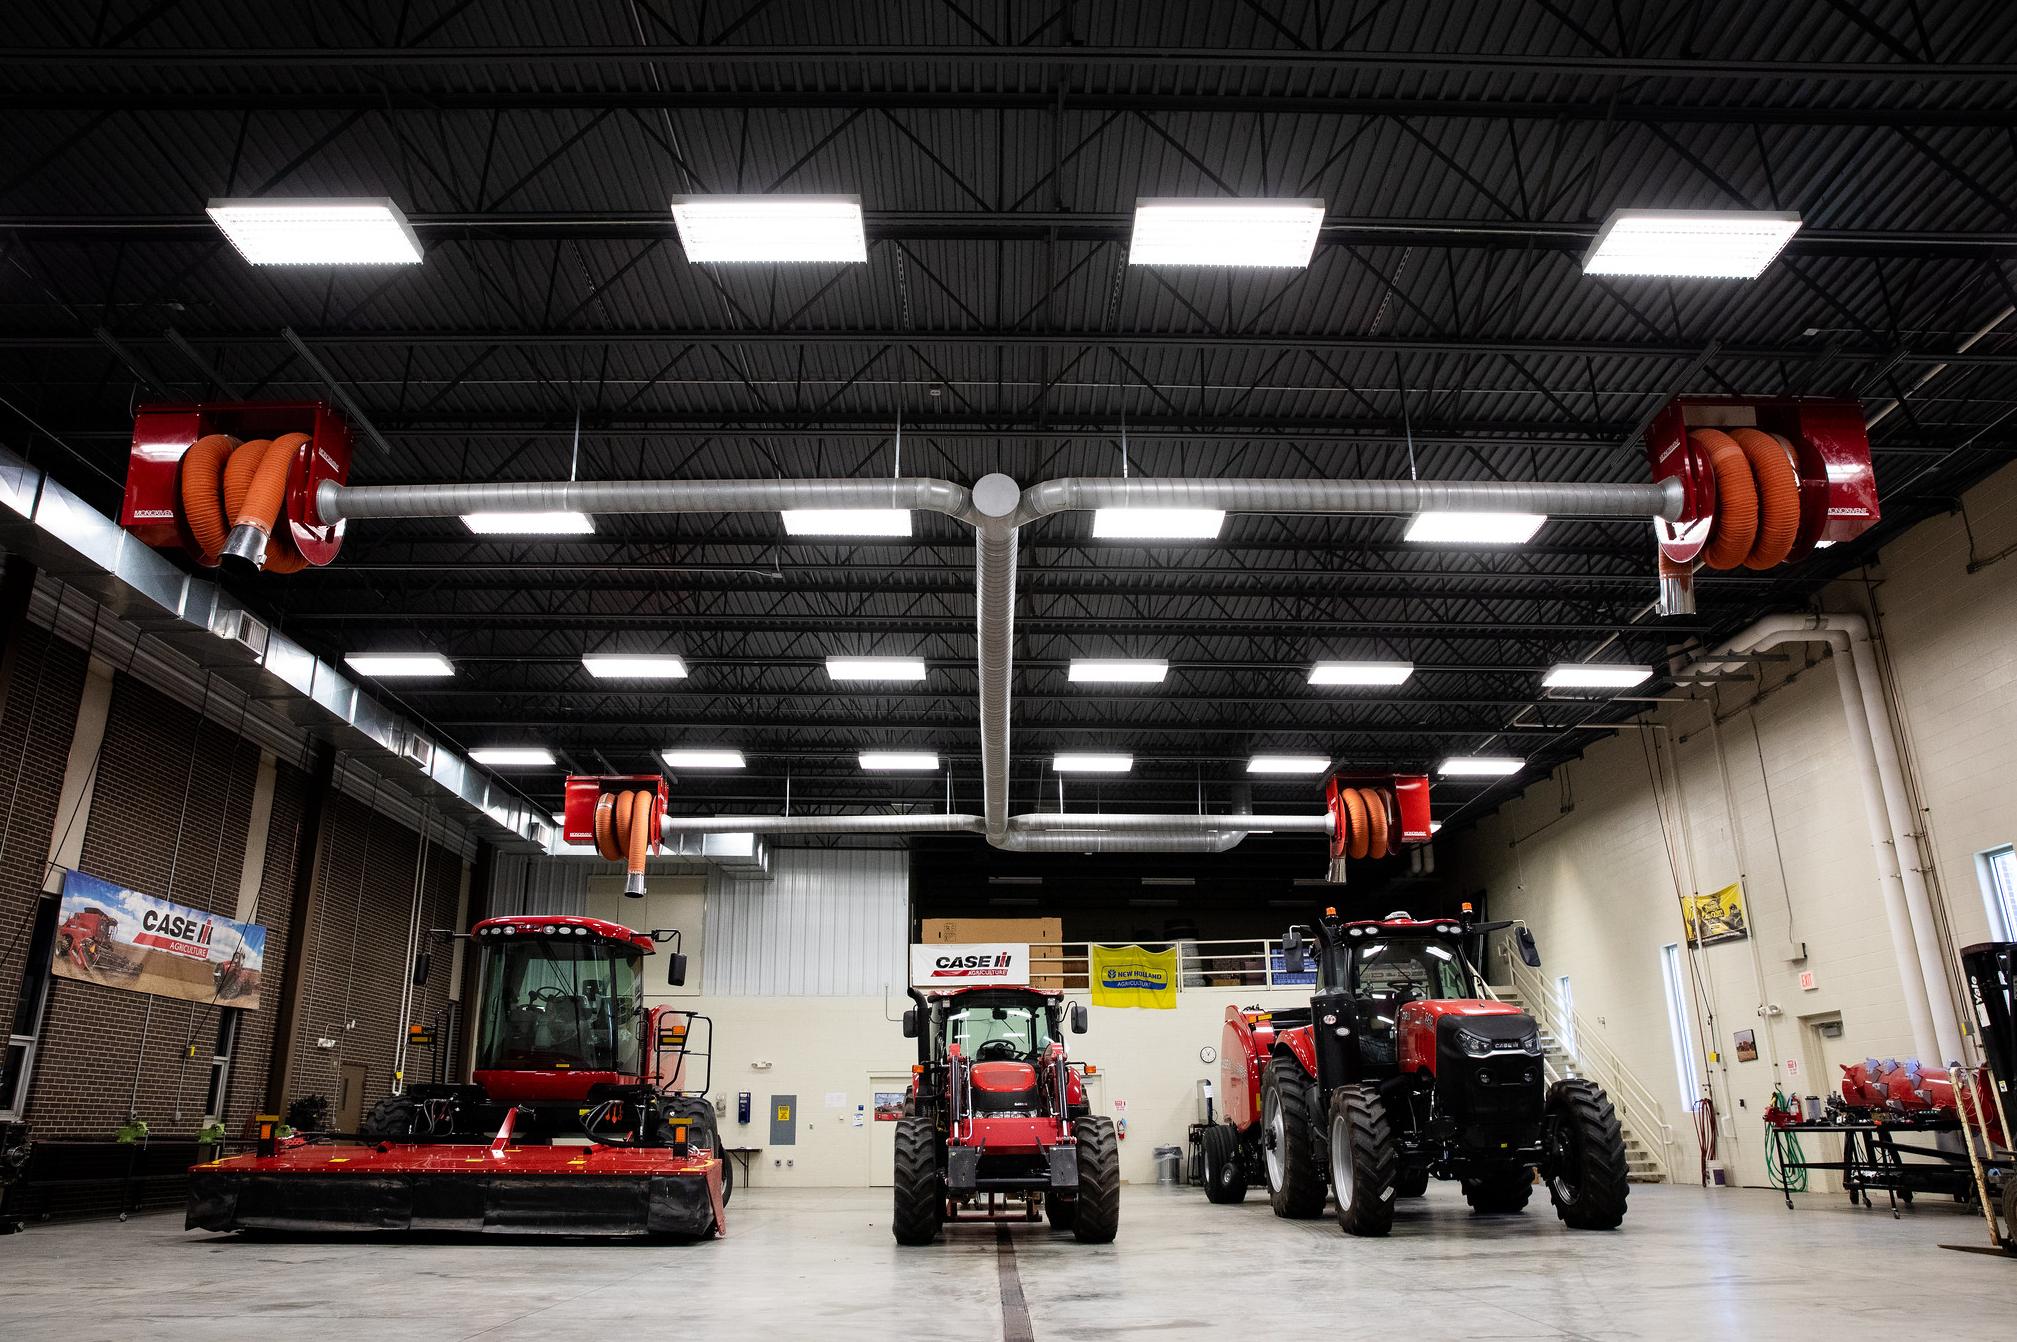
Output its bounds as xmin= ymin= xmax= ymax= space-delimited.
xmin=1153 ymin=1145 xmax=1183 ymax=1185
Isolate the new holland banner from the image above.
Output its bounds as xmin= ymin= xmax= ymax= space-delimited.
xmin=50 ymin=869 xmax=268 ymax=1009
xmin=1089 ymin=944 xmax=1178 ymax=1009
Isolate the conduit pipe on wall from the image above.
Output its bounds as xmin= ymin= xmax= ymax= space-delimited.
xmin=320 ymin=470 xmax=1682 ymax=853
xmin=1679 ymin=614 xmax=1965 ymax=1065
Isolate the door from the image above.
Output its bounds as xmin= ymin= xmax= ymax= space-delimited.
xmin=867 ymin=1072 xmax=911 ymax=1186
xmin=1797 ymin=1014 xmax=1854 ymax=1193
xmin=334 ymin=1061 xmax=368 ymax=1133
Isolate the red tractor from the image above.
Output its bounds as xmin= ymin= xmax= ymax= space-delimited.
xmin=55 ymin=907 xmax=119 ymax=971
xmin=893 ymin=986 xmax=1119 ymax=1245
xmin=188 ymin=915 xmax=727 ymax=1238
xmin=1201 ymin=908 xmax=1628 ymax=1236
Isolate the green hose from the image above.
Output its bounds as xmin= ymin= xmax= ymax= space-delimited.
xmin=1768 ymin=1090 xmax=1809 ymax=1193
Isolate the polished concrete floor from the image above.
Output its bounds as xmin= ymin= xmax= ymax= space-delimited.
xmin=2 ymin=1182 xmax=2009 ymax=1341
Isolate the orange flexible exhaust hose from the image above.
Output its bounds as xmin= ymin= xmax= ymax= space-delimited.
xmin=220 ymin=432 xmax=309 ymax=566
xmin=1358 ymin=787 xmax=1390 ymax=860
xmin=1340 ymin=786 xmax=1370 ymax=860
xmin=1692 ymin=428 xmax=1759 ymax=570
xmin=624 ymin=788 xmax=654 ymax=897
xmin=221 ymin=438 xmax=271 ymax=523
xmin=1731 ymin=427 xmax=1801 ymax=569
xmin=592 ymin=789 xmax=656 ymax=896
xmin=177 ymin=434 xmax=240 ymax=562
xmin=594 ymin=791 xmax=620 ymax=860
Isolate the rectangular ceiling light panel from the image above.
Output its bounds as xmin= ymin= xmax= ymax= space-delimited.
xmin=1130 ymin=198 xmax=1326 ymax=267
xmin=344 ymin=653 xmax=453 ymax=678
xmin=1246 ymin=755 xmax=1333 ymax=774
xmin=662 ymin=749 xmax=746 ymax=769
xmin=780 ymin=509 xmax=912 ymax=536
xmin=1403 ymin=511 xmax=1546 ymax=545
xmin=859 ymin=751 xmax=940 ymax=771
xmin=461 ymin=511 xmax=595 ymax=535
xmin=1308 ymin=661 xmax=1414 ymax=686
xmin=826 ymin=657 xmax=927 ymax=681
xmin=1439 ymin=756 xmax=1523 ymax=777
xmin=1091 ymin=508 xmax=1227 ymax=539
xmin=671 ymin=195 xmax=868 ymax=263
xmin=1543 ymin=663 xmax=1653 ymax=689
xmin=582 ymin=655 xmax=688 ymax=680
xmin=1052 ymin=753 xmax=1133 ymax=773
xmin=1069 ymin=659 xmax=1169 ymax=683
xmin=1583 ymin=209 xmax=1802 ymax=279
xmin=207 ymin=197 xmax=424 ymax=265
xmin=471 ymin=747 xmax=555 ymax=767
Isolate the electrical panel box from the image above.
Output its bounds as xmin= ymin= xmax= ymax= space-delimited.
xmin=769 ymin=1094 xmax=796 ymax=1146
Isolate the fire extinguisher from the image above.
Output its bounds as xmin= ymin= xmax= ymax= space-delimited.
xmin=1114 ymin=1099 xmax=1128 ymax=1140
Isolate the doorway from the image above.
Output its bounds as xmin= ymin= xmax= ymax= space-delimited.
xmin=334 ymin=1061 xmax=369 ymax=1133
xmin=1796 ymin=1013 xmax=1853 ymax=1192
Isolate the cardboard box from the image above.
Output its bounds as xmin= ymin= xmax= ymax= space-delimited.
xmin=920 ymin=917 xmax=1062 ymax=945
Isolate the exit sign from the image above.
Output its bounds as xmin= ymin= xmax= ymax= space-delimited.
xmin=1798 ymin=971 xmax=1817 ymax=991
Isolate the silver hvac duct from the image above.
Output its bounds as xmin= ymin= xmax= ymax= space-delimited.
xmin=315 ymin=468 xmax=1681 ymax=852
xmin=1009 ymin=812 xmax=1333 ymax=835
xmin=661 ymin=812 xmax=987 ymax=835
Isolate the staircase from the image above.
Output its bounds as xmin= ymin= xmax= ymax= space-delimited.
xmin=1483 ymin=984 xmax=1670 ymax=1183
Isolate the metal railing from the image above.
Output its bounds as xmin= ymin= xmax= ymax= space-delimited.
xmin=1482 ymin=946 xmax=1681 ymax=1182
xmin=1028 ymin=939 xmax=1309 ymax=992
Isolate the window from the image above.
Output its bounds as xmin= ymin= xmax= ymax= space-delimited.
xmin=1978 ymin=845 xmax=2017 ymax=941
xmin=1555 ymin=974 xmax=1577 ymax=1057
xmin=945 ymin=1000 xmax=1054 ymax=1062
xmin=1 ymin=895 xmax=59 ymax=1119
xmin=1660 ymin=944 xmax=1703 ymax=1112
xmin=203 ymin=1010 xmax=241 ymax=1121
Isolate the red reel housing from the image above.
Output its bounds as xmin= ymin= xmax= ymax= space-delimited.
xmin=562 ymin=773 xmax=670 ymax=853
xmin=121 ymin=401 xmax=351 ymax=567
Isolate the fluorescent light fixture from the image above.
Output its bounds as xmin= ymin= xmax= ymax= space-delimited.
xmin=1247 ymin=755 xmax=1332 ymax=774
xmin=1583 ymin=208 xmax=1802 ymax=279
xmin=1439 ymin=755 xmax=1523 ymax=778
xmin=1052 ymin=753 xmax=1133 ymax=773
xmin=859 ymin=751 xmax=940 ymax=771
xmin=206 ymin=197 xmax=423 ymax=266
xmin=662 ymin=749 xmax=746 ymax=769
xmin=1091 ymin=508 xmax=1226 ymax=539
xmin=826 ymin=656 xmax=927 ymax=681
xmin=343 ymin=653 xmax=453 ymax=678
xmin=1069 ymin=659 xmax=1169 ymax=684
xmin=1543 ymin=663 xmax=1653 ymax=690
xmin=1129 ymin=197 xmax=1325 ymax=268
xmin=582 ymin=654 xmax=688 ymax=680
xmin=1403 ymin=511 xmax=1546 ymax=545
xmin=470 ymin=747 xmax=555 ymax=767
xmin=780 ymin=508 xmax=912 ymax=536
xmin=1308 ymin=660 xmax=1414 ymax=686
xmin=671 ymin=194 xmax=867 ymax=263
xmin=461 ymin=511 xmax=595 ymax=535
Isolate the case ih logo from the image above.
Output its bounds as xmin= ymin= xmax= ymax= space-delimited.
xmin=930 ymin=952 xmax=1015 ymax=979
xmin=135 ymin=908 xmax=216 ymax=959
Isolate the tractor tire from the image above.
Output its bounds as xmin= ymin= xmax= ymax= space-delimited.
xmin=1327 ymin=1084 xmax=1396 ymax=1237
xmin=359 ymin=1094 xmax=417 ymax=1141
xmin=1462 ymin=1165 xmax=1534 ymax=1214
xmin=1044 ymin=1191 xmax=1076 ymax=1230
xmin=663 ymin=1098 xmax=732 ymax=1206
xmin=1262 ymin=1057 xmax=1326 ymax=1219
xmin=1394 ymin=1166 xmax=1430 ymax=1198
xmin=1070 ymin=1116 xmax=1121 ymax=1244
xmin=891 ymin=1117 xmax=944 ymax=1246
xmin=1202 ymin=1123 xmax=1248 ymax=1204
xmin=2001 ymin=1178 xmax=2017 ymax=1257
xmin=1543 ymin=1078 xmax=1630 ymax=1230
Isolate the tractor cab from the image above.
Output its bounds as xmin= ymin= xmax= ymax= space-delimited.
xmin=470 ymin=916 xmax=666 ymax=1103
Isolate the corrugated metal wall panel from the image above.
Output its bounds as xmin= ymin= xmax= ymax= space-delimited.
xmin=489 ymin=853 xmax=592 ymax=916
xmin=704 ymin=849 xmax=908 ymax=996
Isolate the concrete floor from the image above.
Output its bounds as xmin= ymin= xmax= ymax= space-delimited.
xmin=2 ymin=1183 xmax=2009 ymax=1341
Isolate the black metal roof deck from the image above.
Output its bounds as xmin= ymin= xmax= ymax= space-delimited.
xmin=2 ymin=2 xmax=2015 ymax=866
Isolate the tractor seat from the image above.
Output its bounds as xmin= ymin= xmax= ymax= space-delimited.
xmin=970 ymin=1060 xmax=1041 ymax=1113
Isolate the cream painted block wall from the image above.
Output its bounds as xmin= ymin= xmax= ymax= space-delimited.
xmin=1444 ymin=460 xmax=2017 ymax=1188
xmin=633 ymin=988 xmax=1311 ymax=1189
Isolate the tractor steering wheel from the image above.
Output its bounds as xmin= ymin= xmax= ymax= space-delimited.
xmin=975 ymin=1039 xmax=1021 ymax=1063
xmin=527 ymin=985 xmax=571 ymax=1008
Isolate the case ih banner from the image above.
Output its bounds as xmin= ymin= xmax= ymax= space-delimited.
xmin=51 ymin=869 xmax=267 ymax=1009
xmin=909 ymin=943 xmax=1029 ymax=988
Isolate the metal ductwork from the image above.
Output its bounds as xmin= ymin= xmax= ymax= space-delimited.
xmin=1014 ymin=475 xmax=1684 ymax=524
xmin=318 ymin=476 xmax=978 ymax=524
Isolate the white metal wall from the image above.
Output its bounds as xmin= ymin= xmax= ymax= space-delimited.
xmin=704 ymin=848 xmax=908 ymax=996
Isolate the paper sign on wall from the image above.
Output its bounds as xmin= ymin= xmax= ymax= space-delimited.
xmin=909 ymin=942 xmax=1029 ymax=987
xmin=824 ymin=1091 xmax=848 ymax=1109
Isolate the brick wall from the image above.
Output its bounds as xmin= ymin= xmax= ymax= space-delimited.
xmin=222 ymin=757 xmax=308 ymax=1123
xmin=0 ymin=627 xmax=86 ymax=1042
xmin=281 ymin=787 xmax=468 ymax=1124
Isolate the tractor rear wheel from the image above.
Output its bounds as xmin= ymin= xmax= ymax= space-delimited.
xmin=1462 ymin=1164 xmax=1534 ymax=1214
xmin=1543 ymin=1078 xmax=1630 ymax=1230
xmin=1202 ymin=1123 xmax=1248 ymax=1204
xmin=359 ymin=1094 xmax=417 ymax=1141
xmin=1262 ymin=1057 xmax=1326 ymax=1219
xmin=1327 ymin=1084 xmax=1396 ymax=1237
xmin=1070 ymin=1116 xmax=1120 ymax=1244
xmin=891 ymin=1117 xmax=944 ymax=1245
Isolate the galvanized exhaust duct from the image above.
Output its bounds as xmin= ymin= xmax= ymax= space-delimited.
xmin=309 ymin=469 xmax=1682 ymax=853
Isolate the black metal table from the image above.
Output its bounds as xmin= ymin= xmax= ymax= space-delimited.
xmin=1764 ymin=1116 xmax=1971 ymax=1216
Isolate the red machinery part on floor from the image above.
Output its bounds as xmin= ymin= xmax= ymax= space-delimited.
xmin=121 ymin=402 xmax=350 ymax=571
xmin=564 ymin=774 xmax=670 ymax=896
xmin=1646 ymin=396 xmax=1878 ymax=612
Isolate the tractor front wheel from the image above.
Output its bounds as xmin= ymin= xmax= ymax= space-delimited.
xmin=1202 ymin=1123 xmax=1248 ymax=1204
xmin=1262 ymin=1057 xmax=1326 ymax=1219
xmin=1394 ymin=1166 xmax=1430 ymax=1198
xmin=1327 ymin=1084 xmax=1396 ymax=1237
xmin=359 ymin=1094 xmax=418 ymax=1141
xmin=1070 ymin=1116 xmax=1120 ymax=1244
xmin=1543 ymin=1078 xmax=1630 ymax=1230
xmin=1462 ymin=1164 xmax=1534 ymax=1214
xmin=1044 ymin=1191 xmax=1075 ymax=1230
xmin=891 ymin=1117 xmax=943 ymax=1245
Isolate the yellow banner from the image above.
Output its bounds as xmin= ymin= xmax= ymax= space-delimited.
xmin=1089 ymin=944 xmax=1178 ymax=1009
xmin=1682 ymin=881 xmax=1749 ymax=948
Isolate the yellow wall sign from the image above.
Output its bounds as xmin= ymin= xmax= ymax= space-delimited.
xmin=1681 ymin=881 xmax=1749 ymax=948
xmin=1089 ymin=944 xmax=1179 ymax=1009
xmin=776 ymin=1103 xmax=791 ymax=1122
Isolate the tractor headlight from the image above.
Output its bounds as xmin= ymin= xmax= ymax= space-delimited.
xmin=1520 ymin=1030 xmax=1543 ymax=1056
xmin=1456 ymin=1028 xmax=1495 ymax=1058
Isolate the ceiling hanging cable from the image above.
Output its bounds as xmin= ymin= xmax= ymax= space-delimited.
xmin=1397 ymin=353 xmax=1418 ymax=481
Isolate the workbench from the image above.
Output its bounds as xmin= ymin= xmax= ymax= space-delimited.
xmin=1764 ymin=1115 xmax=1972 ymax=1216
